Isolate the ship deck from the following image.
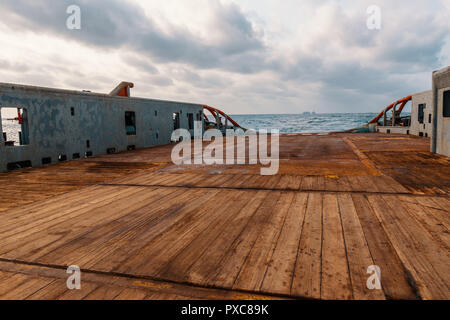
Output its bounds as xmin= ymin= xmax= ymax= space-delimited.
xmin=0 ymin=133 xmax=448 ymax=300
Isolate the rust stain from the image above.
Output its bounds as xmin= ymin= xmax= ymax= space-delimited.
xmin=343 ymin=137 xmax=383 ymax=176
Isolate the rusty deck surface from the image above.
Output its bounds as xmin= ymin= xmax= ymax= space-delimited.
xmin=0 ymin=133 xmax=448 ymax=300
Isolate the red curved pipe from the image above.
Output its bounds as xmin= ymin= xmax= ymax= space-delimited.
xmin=369 ymin=95 xmax=412 ymax=124
xmin=6 ymin=109 xmax=23 ymax=124
xmin=203 ymin=105 xmax=243 ymax=129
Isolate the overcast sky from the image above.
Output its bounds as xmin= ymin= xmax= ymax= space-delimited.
xmin=0 ymin=0 xmax=449 ymax=114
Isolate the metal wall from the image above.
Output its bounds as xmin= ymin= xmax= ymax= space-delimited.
xmin=433 ymin=67 xmax=450 ymax=157
xmin=410 ymin=90 xmax=433 ymax=137
xmin=0 ymin=83 xmax=203 ymax=172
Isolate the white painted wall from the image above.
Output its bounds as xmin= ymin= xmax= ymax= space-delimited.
xmin=410 ymin=90 xmax=433 ymax=137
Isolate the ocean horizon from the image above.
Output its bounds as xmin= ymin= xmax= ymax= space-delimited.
xmin=2 ymin=112 xmax=380 ymax=144
xmin=230 ymin=113 xmax=379 ymax=133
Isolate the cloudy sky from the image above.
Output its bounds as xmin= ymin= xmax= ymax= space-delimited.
xmin=0 ymin=0 xmax=449 ymax=114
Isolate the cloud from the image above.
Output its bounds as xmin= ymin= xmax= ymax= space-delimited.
xmin=0 ymin=0 xmax=267 ymax=73
xmin=0 ymin=0 xmax=448 ymax=114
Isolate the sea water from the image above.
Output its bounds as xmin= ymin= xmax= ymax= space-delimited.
xmin=2 ymin=113 xmax=378 ymax=145
xmin=231 ymin=113 xmax=378 ymax=133
xmin=1 ymin=121 xmax=21 ymax=144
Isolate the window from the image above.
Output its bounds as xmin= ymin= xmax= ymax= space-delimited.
xmin=418 ymin=104 xmax=425 ymax=124
xmin=196 ymin=112 xmax=202 ymax=121
xmin=188 ymin=113 xmax=194 ymax=130
xmin=7 ymin=160 xmax=32 ymax=171
xmin=125 ymin=111 xmax=136 ymax=135
xmin=1 ymin=107 xmax=29 ymax=146
xmin=42 ymin=157 xmax=52 ymax=165
xmin=71 ymin=107 xmax=75 ymax=116
xmin=155 ymin=110 xmax=158 ymax=117
xmin=86 ymin=140 xmax=90 ymax=148
xmin=173 ymin=112 xmax=180 ymax=130
xmin=444 ymin=90 xmax=450 ymax=118
xmin=429 ymin=114 xmax=432 ymax=124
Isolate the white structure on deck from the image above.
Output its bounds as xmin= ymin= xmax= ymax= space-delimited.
xmin=432 ymin=66 xmax=450 ymax=157
xmin=376 ymin=66 xmax=450 ymax=157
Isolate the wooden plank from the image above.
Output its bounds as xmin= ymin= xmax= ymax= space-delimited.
xmin=287 ymin=175 xmax=302 ymax=191
xmin=220 ymin=174 xmax=240 ymax=187
xmin=164 ymin=174 xmax=198 ymax=187
xmin=313 ymin=176 xmax=325 ymax=191
xmin=367 ymin=195 xmax=449 ymax=299
xmin=159 ymin=190 xmax=260 ymax=282
xmin=351 ymin=194 xmax=418 ymax=300
xmin=0 ymin=273 xmax=29 ymax=297
xmin=0 ymin=185 xmax=107 ymax=231
xmin=230 ymin=175 xmax=255 ymax=189
xmin=291 ymin=193 xmax=322 ymax=299
xmin=233 ymin=192 xmax=295 ymax=292
xmin=36 ymin=187 xmax=187 ymax=266
xmin=26 ymin=279 xmax=70 ymax=300
xmin=194 ymin=174 xmax=229 ymax=188
xmin=356 ymin=176 xmax=378 ymax=193
xmin=260 ymin=193 xmax=308 ymax=295
xmin=275 ymin=176 xmax=291 ymax=190
xmin=335 ymin=176 xmax=352 ymax=192
xmin=324 ymin=176 xmax=340 ymax=192
xmin=206 ymin=191 xmax=282 ymax=289
xmin=346 ymin=176 xmax=363 ymax=193
xmin=262 ymin=176 xmax=282 ymax=190
xmin=320 ymin=193 xmax=352 ymax=300
xmin=84 ymin=286 xmax=125 ymax=300
xmin=1 ymin=186 xmax=157 ymax=260
xmin=300 ymin=176 xmax=315 ymax=191
xmin=174 ymin=190 xmax=270 ymax=285
xmin=94 ymin=188 xmax=221 ymax=273
xmin=209 ymin=174 xmax=236 ymax=188
xmin=5 ymin=189 xmax=138 ymax=260
xmin=242 ymin=175 xmax=263 ymax=189
xmin=114 ymin=288 xmax=151 ymax=300
xmin=0 ymin=277 xmax=54 ymax=300
xmin=399 ymin=196 xmax=449 ymax=250
xmin=0 ymin=185 xmax=126 ymax=244
xmin=338 ymin=193 xmax=385 ymax=300
xmin=379 ymin=176 xmax=410 ymax=194
xmin=119 ymin=190 xmax=234 ymax=276
xmin=414 ymin=196 xmax=450 ymax=230
xmin=90 ymin=189 xmax=220 ymax=273
xmin=57 ymin=282 xmax=99 ymax=300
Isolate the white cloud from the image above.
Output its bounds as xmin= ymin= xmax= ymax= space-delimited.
xmin=0 ymin=0 xmax=448 ymax=114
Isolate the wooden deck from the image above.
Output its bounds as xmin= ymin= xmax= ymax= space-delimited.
xmin=0 ymin=133 xmax=448 ymax=300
